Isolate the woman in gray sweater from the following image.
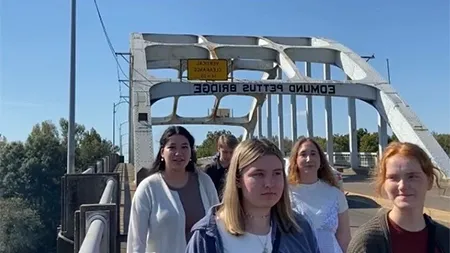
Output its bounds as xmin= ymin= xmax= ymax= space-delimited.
xmin=347 ymin=142 xmax=449 ymax=253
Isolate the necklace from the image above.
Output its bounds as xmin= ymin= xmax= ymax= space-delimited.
xmin=245 ymin=212 xmax=271 ymax=253
xmin=244 ymin=212 xmax=270 ymax=219
xmin=255 ymin=233 xmax=269 ymax=253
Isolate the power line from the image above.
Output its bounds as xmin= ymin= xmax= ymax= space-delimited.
xmin=92 ymin=0 xmax=166 ymax=94
xmin=92 ymin=0 xmax=129 ymax=98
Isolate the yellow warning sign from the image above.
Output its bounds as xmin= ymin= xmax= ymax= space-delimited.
xmin=187 ymin=59 xmax=228 ymax=81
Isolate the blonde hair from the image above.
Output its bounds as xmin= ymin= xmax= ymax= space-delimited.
xmin=374 ymin=141 xmax=442 ymax=196
xmin=217 ymin=138 xmax=299 ymax=236
xmin=288 ymin=137 xmax=338 ymax=188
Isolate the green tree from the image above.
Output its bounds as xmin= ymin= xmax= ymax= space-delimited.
xmin=59 ymin=118 xmax=86 ymax=146
xmin=388 ymin=133 xmax=398 ymax=143
xmin=356 ymin=128 xmax=369 ymax=151
xmin=0 ymin=134 xmax=7 ymax=153
xmin=196 ymin=130 xmax=233 ymax=158
xmin=359 ymin=132 xmax=379 ymax=152
xmin=0 ymin=119 xmax=117 ymax=253
xmin=58 ymin=118 xmax=118 ymax=171
xmin=267 ymin=135 xmax=293 ymax=156
xmin=0 ymin=141 xmax=28 ymax=199
xmin=0 ymin=197 xmax=43 ymax=253
xmin=333 ymin=134 xmax=349 ymax=152
xmin=199 ymin=129 xmax=449 ymax=158
xmin=433 ymin=133 xmax=450 ymax=156
xmin=77 ymin=128 xmax=118 ymax=170
xmin=23 ymin=121 xmax=66 ymax=253
xmin=313 ymin=136 xmax=327 ymax=151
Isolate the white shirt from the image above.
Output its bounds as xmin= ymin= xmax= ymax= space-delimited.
xmin=127 ymin=170 xmax=219 ymax=253
xmin=216 ymin=218 xmax=273 ymax=253
xmin=290 ymin=180 xmax=348 ymax=253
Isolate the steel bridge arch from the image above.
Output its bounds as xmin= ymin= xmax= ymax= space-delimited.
xmin=128 ymin=33 xmax=450 ymax=182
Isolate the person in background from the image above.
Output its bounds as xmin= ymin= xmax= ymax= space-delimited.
xmin=127 ymin=126 xmax=219 ymax=253
xmin=203 ymin=134 xmax=239 ymax=200
xmin=186 ymin=138 xmax=320 ymax=253
xmin=288 ymin=137 xmax=351 ymax=253
xmin=347 ymin=141 xmax=449 ymax=253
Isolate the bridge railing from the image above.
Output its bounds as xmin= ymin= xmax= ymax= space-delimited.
xmin=198 ymin=152 xmax=379 ymax=169
xmin=57 ymin=153 xmax=124 ymax=253
xmin=329 ymin=152 xmax=378 ymax=168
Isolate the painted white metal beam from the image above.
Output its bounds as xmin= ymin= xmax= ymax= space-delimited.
xmin=149 ymin=81 xmax=378 ymax=102
xmin=129 ymin=33 xmax=450 ymax=178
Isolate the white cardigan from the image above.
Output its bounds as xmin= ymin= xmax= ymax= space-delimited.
xmin=126 ymin=169 xmax=219 ymax=253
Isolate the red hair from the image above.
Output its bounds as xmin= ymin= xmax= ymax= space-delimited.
xmin=374 ymin=141 xmax=442 ymax=196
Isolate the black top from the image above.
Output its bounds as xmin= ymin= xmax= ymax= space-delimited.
xmin=203 ymin=156 xmax=228 ymax=200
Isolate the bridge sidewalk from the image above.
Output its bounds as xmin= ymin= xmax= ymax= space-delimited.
xmin=116 ymin=163 xmax=136 ymax=253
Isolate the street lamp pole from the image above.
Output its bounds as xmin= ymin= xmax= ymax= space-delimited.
xmin=113 ymin=101 xmax=127 ymax=148
xmin=119 ymin=121 xmax=128 ymax=156
xmin=67 ymin=0 xmax=77 ymax=174
xmin=113 ymin=103 xmax=116 ymax=147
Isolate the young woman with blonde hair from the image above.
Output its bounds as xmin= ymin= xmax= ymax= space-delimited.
xmin=347 ymin=141 xmax=449 ymax=253
xmin=186 ymin=138 xmax=319 ymax=253
xmin=288 ymin=137 xmax=351 ymax=253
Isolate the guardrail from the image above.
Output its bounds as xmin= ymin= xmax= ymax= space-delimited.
xmin=78 ymin=177 xmax=117 ymax=253
xmin=197 ymin=152 xmax=379 ymax=169
xmin=57 ymin=153 xmax=124 ymax=253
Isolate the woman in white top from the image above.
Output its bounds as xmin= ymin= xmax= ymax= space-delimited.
xmin=127 ymin=126 xmax=219 ymax=253
xmin=288 ymin=137 xmax=351 ymax=253
xmin=186 ymin=138 xmax=320 ymax=253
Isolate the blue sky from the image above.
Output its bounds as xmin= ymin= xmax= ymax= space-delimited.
xmin=1 ymin=0 xmax=449 ymax=157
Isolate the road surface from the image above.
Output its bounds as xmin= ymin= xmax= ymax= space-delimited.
xmin=344 ymin=170 xmax=450 ymax=231
xmin=346 ymin=193 xmax=382 ymax=235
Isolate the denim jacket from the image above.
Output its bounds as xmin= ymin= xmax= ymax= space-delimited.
xmin=185 ymin=204 xmax=320 ymax=253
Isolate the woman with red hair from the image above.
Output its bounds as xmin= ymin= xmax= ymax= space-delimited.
xmin=347 ymin=141 xmax=449 ymax=253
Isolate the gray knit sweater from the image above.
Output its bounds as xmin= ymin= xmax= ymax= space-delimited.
xmin=347 ymin=209 xmax=449 ymax=253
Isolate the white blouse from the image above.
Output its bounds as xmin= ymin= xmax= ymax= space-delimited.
xmin=290 ymin=180 xmax=348 ymax=253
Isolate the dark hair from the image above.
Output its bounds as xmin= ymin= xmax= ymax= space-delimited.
xmin=148 ymin=126 xmax=197 ymax=175
xmin=288 ymin=137 xmax=338 ymax=188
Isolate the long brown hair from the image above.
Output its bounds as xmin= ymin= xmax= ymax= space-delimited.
xmin=218 ymin=138 xmax=300 ymax=236
xmin=288 ymin=137 xmax=338 ymax=188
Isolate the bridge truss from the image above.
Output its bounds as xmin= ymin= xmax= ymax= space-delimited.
xmin=127 ymin=33 xmax=450 ymax=181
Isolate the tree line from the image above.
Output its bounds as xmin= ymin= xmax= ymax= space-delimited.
xmin=0 ymin=119 xmax=117 ymax=253
xmin=196 ymin=128 xmax=450 ymax=158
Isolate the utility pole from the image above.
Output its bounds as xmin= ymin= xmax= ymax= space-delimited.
xmin=67 ymin=0 xmax=77 ymax=174
xmin=362 ymin=54 xmax=392 ymax=84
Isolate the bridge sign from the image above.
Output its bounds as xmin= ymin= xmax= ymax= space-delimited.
xmin=192 ymin=82 xmax=337 ymax=95
xmin=187 ymin=59 xmax=228 ymax=81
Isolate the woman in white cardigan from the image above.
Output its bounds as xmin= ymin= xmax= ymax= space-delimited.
xmin=127 ymin=126 xmax=219 ymax=253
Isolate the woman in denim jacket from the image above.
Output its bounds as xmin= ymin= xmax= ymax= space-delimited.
xmin=185 ymin=138 xmax=320 ymax=253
